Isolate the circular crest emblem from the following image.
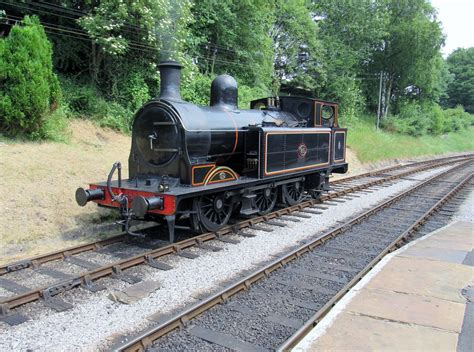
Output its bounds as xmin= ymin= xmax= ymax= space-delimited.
xmin=219 ymin=171 xmax=227 ymax=180
xmin=297 ymin=143 xmax=308 ymax=158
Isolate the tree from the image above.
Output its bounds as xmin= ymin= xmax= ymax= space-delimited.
xmin=189 ymin=0 xmax=275 ymax=88
xmin=366 ymin=0 xmax=445 ymax=117
xmin=312 ymin=0 xmax=388 ymax=117
xmin=271 ymin=0 xmax=325 ymax=93
xmin=0 ymin=15 xmax=61 ymax=137
xmin=75 ymin=0 xmax=195 ymax=108
xmin=445 ymin=47 xmax=474 ymax=113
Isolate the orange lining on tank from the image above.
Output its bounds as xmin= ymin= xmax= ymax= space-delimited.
xmin=225 ymin=110 xmax=239 ymax=155
xmin=191 ymin=163 xmax=216 ymax=186
xmin=203 ymin=166 xmax=239 ymax=185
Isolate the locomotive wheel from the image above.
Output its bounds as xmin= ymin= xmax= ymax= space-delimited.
xmin=282 ymin=181 xmax=304 ymax=206
xmin=256 ymin=187 xmax=278 ymax=215
xmin=193 ymin=193 xmax=232 ymax=232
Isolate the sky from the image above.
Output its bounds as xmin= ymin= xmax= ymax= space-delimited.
xmin=430 ymin=0 xmax=474 ymax=56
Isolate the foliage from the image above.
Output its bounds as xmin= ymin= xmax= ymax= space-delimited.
xmin=382 ymin=102 xmax=472 ymax=136
xmin=181 ymin=71 xmax=213 ymax=106
xmin=189 ymin=0 xmax=274 ymax=87
xmin=0 ymin=15 xmax=61 ymax=138
xmin=238 ymin=83 xmax=270 ymax=109
xmin=312 ymin=0 xmax=387 ymax=117
xmin=61 ymin=76 xmax=132 ymax=133
xmin=40 ymin=106 xmax=71 ymax=142
xmin=445 ymin=48 xmax=474 ymax=113
xmin=76 ymin=0 xmax=193 ymax=113
xmin=366 ymin=0 xmax=445 ymax=117
xmin=442 ymin=105 xmax=474 ymax=132
xmin=271 ymin=0 xmax=325 ymax=93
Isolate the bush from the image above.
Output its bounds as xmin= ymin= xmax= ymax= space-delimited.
xmin=382 ymin=101 xmax=473 ymax=136
xmin=442 ymin=105 xmax=473 ymax=132
xmin=61 ymin=76 xmax=133 ymax=133
xmin=0 ymin=16 xmax=61 ymax=138
xmin=181 ymin=70 xmax=269 ymax=108
xmin=181 ymin=72 xmax=214 ymax=106
xmin=238 ymin=83 xmax=269 ymax=109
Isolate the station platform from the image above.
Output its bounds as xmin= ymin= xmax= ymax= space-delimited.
xmin=294 ymin=221 xmax=474 ymax=352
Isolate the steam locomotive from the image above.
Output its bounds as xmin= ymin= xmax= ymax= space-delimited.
xmin=75 ymin=61 xmax=348 ymax=242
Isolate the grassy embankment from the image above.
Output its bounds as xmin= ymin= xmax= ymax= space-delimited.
xmin=344 ymin=115 xmax=474 ymax=163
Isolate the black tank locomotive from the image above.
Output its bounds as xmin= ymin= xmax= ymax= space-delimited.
xmin=76 ymin=61 xmax=348 ymax=242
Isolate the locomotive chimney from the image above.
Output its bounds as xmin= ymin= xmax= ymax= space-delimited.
xmin=158 ymin=61 xmax=182 ymax=101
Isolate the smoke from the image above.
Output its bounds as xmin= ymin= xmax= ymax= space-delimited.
xmin=157 ymin=0 xmax=189 ymax=62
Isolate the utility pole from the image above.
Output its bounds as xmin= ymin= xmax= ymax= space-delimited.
xmin=376 ymin=71 xmax=383 ymax=131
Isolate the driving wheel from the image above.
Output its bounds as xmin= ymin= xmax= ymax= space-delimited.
xmin=282 ymin=181 xmax=304 ymax=206
xmin=192 ymin=193 xmax=233 ymax=232
xmin=255 ymin=187 xmax=278 ymax=215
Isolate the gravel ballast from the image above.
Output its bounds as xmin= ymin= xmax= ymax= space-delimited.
xmin=0 ymin=166 xmax=456 ymax=351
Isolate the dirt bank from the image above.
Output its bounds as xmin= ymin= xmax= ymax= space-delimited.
xmin=0 ymin=120 xmax=130 ymax=264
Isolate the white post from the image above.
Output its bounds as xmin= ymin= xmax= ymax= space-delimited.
xmin=376 ymin=71 xmax=383 ymax=131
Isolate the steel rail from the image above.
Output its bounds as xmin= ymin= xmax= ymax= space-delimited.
xmin=1 ymin=154 xmax=468 ymax=276
xmin=0 ymin=156 xmax=470 ymax=311
xmin=0 ymin=235 xmax=127 ymax=275
xmin=112 ymin=159 xmax=473 ymax=352
xmin=331 ymin=153 xmax=471 ymax=184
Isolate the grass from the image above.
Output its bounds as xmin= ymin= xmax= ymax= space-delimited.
xmin=344 ymin=115 xmax=474 ymax=163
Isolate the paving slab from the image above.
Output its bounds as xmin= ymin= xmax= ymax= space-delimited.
xmin=412 ymin=238 xmax=473 ymax=252
xmin=399 ymin=246 xmax=469 ymax=264
xmin=345 ymin=287 xmax=465 ymax=332
xmin=306 ymin=311 xmax=458 ymax=352
xmin=365 ymin=256 xmax=473 ymax=303
xmin=430 ymin=221 xmax=474 ymax=245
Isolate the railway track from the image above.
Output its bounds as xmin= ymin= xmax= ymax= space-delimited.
xmin=0 ymin=154 xmax=471 ymax=326
xmin=113 ymin=159 xmax=473 ymax=352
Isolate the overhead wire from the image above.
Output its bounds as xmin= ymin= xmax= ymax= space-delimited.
xmin=1 ymin=3 xmax=380 ymax=78
xmin=1 ymin=14 xmax=252 ymax=68
xmin=4 ymin=1 xmax=245 ymax=55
